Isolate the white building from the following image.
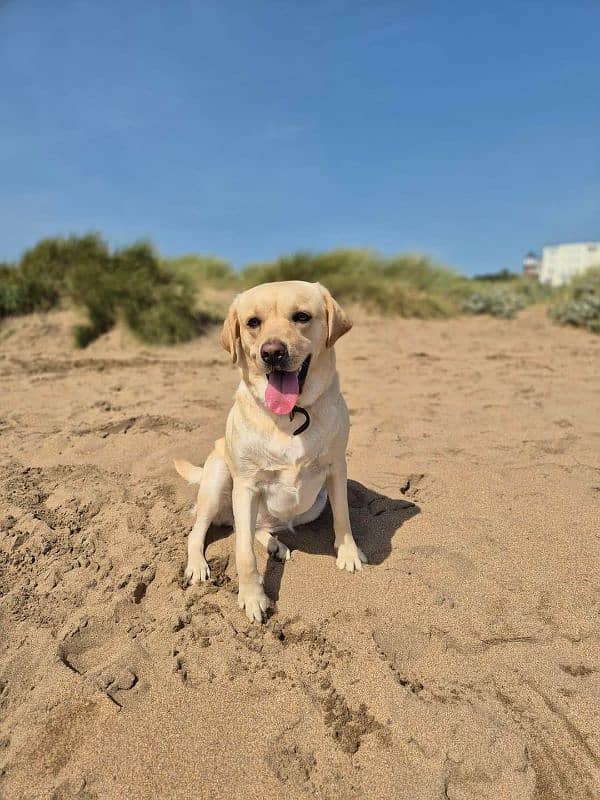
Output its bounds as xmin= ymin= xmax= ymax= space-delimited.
xmin=538 ymin=242 xmax=600 ymax=287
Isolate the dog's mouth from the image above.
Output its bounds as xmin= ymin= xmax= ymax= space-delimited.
xmin=265 ymin=355 xmax=311 ymax=416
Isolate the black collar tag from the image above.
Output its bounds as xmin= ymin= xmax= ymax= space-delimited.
xmin=289 ymin=405 xmax=310 ymax=435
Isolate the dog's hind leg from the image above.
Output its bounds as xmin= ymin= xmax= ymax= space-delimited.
xmin=253 ymin=487 xmax=328 ymax=562
xmin=255 ymin=528 xmax=291 ymax=562
xmin=182 ymin=448 xmax=232 ymax=585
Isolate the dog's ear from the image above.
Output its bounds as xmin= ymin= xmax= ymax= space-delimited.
xmin=320 ymin=284 xmax=352 ymax=347
xmin=220 ymin=302 xmax=240 ymax=363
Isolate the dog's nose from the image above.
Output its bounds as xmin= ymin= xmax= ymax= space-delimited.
xmin=261 ymin=339 xmax=288 ymax=367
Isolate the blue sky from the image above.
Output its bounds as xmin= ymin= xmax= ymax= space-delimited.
xmin=1 ymin=0 xmax=599 ymax=274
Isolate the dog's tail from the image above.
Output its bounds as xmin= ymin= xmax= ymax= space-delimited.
xmin=173 ymin=458 xmax=204 ymax=485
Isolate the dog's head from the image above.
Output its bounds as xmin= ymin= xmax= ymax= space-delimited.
xmin=220 ymin=280 xmax=351 ymax=414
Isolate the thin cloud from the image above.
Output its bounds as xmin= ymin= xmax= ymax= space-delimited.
xmin=263 ymin=122 xmax=312 ymax=142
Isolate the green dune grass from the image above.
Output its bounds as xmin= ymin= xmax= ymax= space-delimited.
xmin=3 ymin=234 xmax=593 ymax=346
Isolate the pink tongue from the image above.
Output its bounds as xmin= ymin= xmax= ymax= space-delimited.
xmin=265 ymin=370 xmax=299 ymax=415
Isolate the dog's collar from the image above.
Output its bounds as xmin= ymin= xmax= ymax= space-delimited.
xmin=289 ymin=405 xmax=310 ymax=435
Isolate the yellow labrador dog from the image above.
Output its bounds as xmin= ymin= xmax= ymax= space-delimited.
xmin=175 ymin=280 xmax=366 ymax=621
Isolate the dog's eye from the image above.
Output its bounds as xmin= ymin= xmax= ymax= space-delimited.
xmin=247 ymin=317 xmax=261 ymax=329
xmin=292 ymin=311 xmax=312 ymax=323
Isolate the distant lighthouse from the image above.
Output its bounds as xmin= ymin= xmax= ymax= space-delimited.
xmin=522 ymin=251 xmax=540 ymax=279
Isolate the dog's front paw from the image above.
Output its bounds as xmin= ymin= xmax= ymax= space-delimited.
xmin=238 ymin=581 xmax=270 ymax=622
xmin=184 ymin=557 xmax=210 ymax=585
xmin=335 ymin=542 xmax=367 ymax=573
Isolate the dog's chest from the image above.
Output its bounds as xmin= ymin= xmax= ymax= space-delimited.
xmin=260 ymin=439 xmax=327 ymax=521
xmin=262 ymin=463 xmax=325 ymax=521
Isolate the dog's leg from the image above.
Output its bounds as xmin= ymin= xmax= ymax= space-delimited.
xmin=184 ymin=451 xmax=231 ymax=585
xmin=255 ymin=486 xmax=327 ymax=562
xmin=327 ymin=460 xmax=367 ymax=572
xmin=232 ymin=479 xmax=270 ymax=622
xmin=255 ymin=528 xmax=291 ymax=562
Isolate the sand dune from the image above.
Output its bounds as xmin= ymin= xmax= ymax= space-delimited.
xmin=0 ymin=307 xmax=599 ymax=799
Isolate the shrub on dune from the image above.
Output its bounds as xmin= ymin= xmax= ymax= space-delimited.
xmin=357 ymin=279 xmax=457 ymax=318
xmin=68 ymin=242 xmax=199 ymax=347
xmin=0 ymin=265 xmax=22 ymax=317
xmin=462 ymin=273 xmax=556 ymax=319
xmin=549 ymin=267 xmax=600 ymax=333
xmin=1 ymin=235 xmax=206 ymax=345
xmin=19 ymin=234 xmax=110 ymax=312
xmin=461 ymin=289 xmax=526 ymax=319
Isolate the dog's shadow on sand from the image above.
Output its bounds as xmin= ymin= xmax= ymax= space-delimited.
xmin=260 ymin=480 xmax=420 ymax=603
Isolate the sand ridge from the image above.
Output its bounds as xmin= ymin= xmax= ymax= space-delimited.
xmin=0 ymin=307 xmax=599 ymax=799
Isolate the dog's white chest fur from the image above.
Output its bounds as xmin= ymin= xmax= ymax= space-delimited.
xmin=261 ymin=460 xmax=326 ymax=522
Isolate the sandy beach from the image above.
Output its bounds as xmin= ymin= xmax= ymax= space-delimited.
xmin=0 ymin=307 xmax=599 ymax=799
